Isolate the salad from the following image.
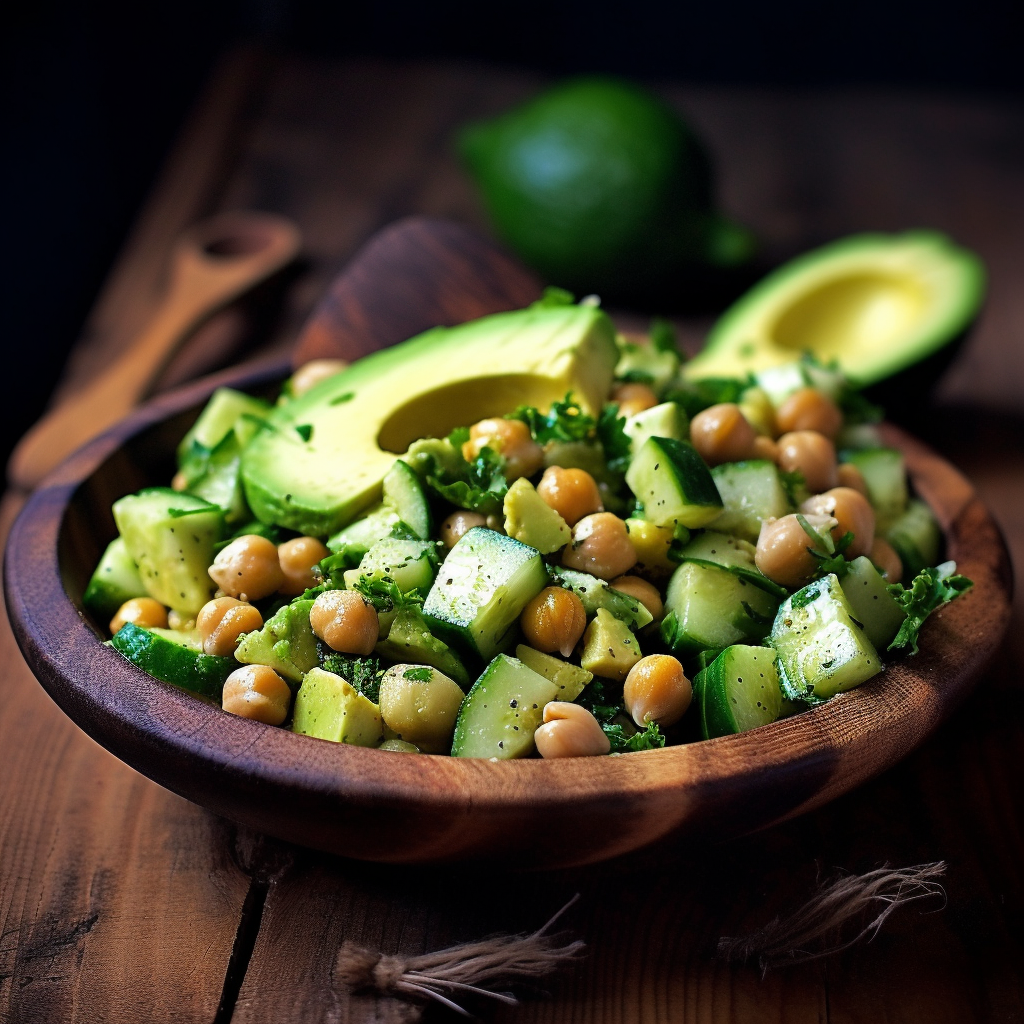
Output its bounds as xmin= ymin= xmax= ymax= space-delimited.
xmin=85 ymin=293 xmax=971 ymax=759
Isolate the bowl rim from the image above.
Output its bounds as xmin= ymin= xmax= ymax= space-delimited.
xmin=4 ymin=357 xmax=1014 ymax=865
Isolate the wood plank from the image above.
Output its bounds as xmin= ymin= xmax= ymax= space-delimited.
xmin=0 ymin=492 xmax=253 ymax=1022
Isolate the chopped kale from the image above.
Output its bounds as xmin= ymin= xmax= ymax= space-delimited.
xmin=887 ymin=561 xmax=973 ymax=655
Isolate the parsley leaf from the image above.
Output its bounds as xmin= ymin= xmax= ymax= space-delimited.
xmin=604 ymin=720 xmax=666 ymax=752
xmin=351 ymin=572 xmax=425 ymax=613
xmin=649 ymin=317 xmax=683 ymax=358
xmin=508 ymin=393 xmax=595 ymax=445
xmin=575 ymin=679 xmax=623 ymax=725
xmin=316 ymin=644 xmax=385 ymax=703
xmin=663 ymin=376 xmax=753 ymax=419
xmin=403 ymin=666 xmax=433 ymax=682
xmin=887 ymin=561 xmax=973 ymax=655
xmin=596 ymin=403 xmax=632 ymax=474
xmin=532 ymin=286 xmax=576 ymax=308
xmin=420 ymin=445 xmax=508 ymax=514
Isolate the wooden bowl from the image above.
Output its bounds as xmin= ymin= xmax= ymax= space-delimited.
xmin=5 ymin=359 xmax=1012 ymax=868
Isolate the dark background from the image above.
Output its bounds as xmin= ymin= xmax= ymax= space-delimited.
xmin=2 ymin=0 xmax=1020 ymax=469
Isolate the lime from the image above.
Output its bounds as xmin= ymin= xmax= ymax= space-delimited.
xmin=459 ymin=77 xmax=753 ymax=301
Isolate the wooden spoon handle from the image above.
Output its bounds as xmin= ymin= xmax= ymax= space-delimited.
xmin=8 ymin=211 xmax=301 ymax=491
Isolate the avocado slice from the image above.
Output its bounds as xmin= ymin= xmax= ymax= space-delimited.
xmin=241 ymin=303 xmax=619 ymax=536
xmin=685 ymin=232 xmax=984 ymax=387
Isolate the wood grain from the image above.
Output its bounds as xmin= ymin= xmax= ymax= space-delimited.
xmin=3 ymin=51 xmax=1024 ymax=1024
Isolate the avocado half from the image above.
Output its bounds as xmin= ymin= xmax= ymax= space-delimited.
xmin=241 ymin=304 xmax=619 ymax=536
xmin=685 ymin=232 xmax=985 ymax=387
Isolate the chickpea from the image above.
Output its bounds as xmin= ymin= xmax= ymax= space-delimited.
xmin=197 ymin=596 xmax=263 ymax=657
xmin=534 ymin=702 xmax=610 ymax=758
xmin=611 ymin=382 xmax=659 ymax=419
xmin=520 ymin=587 xmax=587 ymax=657
xmin=462 ymin=418 xmax=544 ymax=481
xmin=222 ymin=664 xmax=292 ymax=726
xmin=776 ymin=430 xmax=838 ymax=494
xmin=536 ymin=466 xmax=603 ymax=526
xmin=109 ymin=597 xmax=168 ymax=635
xmin=171 ymin=471 xmax=189 ymax=492
xmin=484 ymin=512 xmax=507 ymax=535
xmin=690 ymin=403 xmax=759 ymax=467
xmin=623 ymin=654 xmax=692 ymax=728
xmin=837 ymin=462 xmax=869 ymax=497
xmin=440 ymin=510 xmax=487 ymax=548
xmin=755 ymin=512 xmax=838 ymax=589
xmin=562 ymin=512 xmax=638 ymax=580
xmin=752 ymin=435 xmax=779 ymax=462
xmin=870 ymin=537 xmax=903 ymax=582
xmin=775 ymin=387 xmax=843 ymax=440
xmin=278 ymin=536 xmax=330 ymax=596
xmin=309 ymin=590 xmax=378 ymax=655
xmin=609 ymin=575 xmax=664 ymax=621
xmin=801 ymin=487 xmax=876 ymax=558
xmin=209 ymin=535 xmax=284 ymax=601
xmin=378 ymin=664 xmax=465 ymax=754
xmin=290 ymin=358 xmax=348 ymax=398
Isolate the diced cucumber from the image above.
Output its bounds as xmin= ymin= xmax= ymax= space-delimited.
xmin=325 ymin=460 xmax=431 ymax=551
xmin=450 ymin=654 xmax=558 ymax=759
xmin=382 ymin=460 xmax=432 ymax=541
xmin=547 ymin=566 xmax=653 ymax=630
xmin=754 ymin=361 xmax=845 ymax=405
xmin=700 ymin=645 xmax=782 ymax=738
xmin=176 ymin=387 xmax=271 ymax=464
xmin=326 ymin=505 xmax=401 ymax=554
xmin=375 ymin=608 xmax=470 ymax=689
xmin=110 ymin=622 xmax=235 ymax=699
xmin=292 ymin=667 xmax=382 ymax=746
xmin=661 ymin=561 xmax=779 ymax=657
xmin=344 ymin=537 xmax=439 ymax=594
xmin=181 ymin=430 xmax=251 ymax=524
xmin=623 ymin=402 xmax=688 ymax=454
xmin=886 ymin=499 xmax=941 ymax=580
xmin=770 ymin=574 xmax=882 ymax=700
xmin=676 ymin=530 xmax=787 ymax=598
xmin=839 ymin=556 xmax=907 ymax=650
xmin=423 ymin=528 xmax=548 ymax=662
xmin=515 ymin=645 xmax=593 ymax=701
xmin=846 ymin=449 xmax=908 ymax=530
xmin=112 ymin=488 xmax=225 ymax=616
xmin=83 ymin=536 xmax=146 ymax=624
xmin=234 ymin=598 xmax=318 ymax=685
xmin=625 ymin=436 xmax=723 ymax=529
xmin=708 ymin=460 xmax=792 ymax=544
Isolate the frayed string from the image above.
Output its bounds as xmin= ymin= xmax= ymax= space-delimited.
xmin=717 ymin=861 xmax=947 ymax=973
xmin=334 ymin=894 xmax=584 ymax=1018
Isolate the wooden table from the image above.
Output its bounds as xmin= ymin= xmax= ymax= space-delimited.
xmin=2 ymin=49 xmax=1023 ymax=1023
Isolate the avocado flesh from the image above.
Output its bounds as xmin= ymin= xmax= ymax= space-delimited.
xmin=241 ymin=304 xmax=619 ymax=536
xmin=685 ymin=232 xmax=984 ymax=387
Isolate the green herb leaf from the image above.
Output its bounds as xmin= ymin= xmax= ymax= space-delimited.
xmin=420 ymin=445 xmax=508 ymax=515
xmin=532 ymin=286 xmax=575 ymax=308
xmin=596 ymin=403 xmax=632 ymax=474
xmin=352 ymin=572 xmax=425 ymax=614
xmin=316 ymin=644 xmax=385 ymax=703
xmin=887 ymin=561 xmax=973 ymax=655
xmin=295 ymin=424 xmax=313 ymax=442
xmin=604 ymin=720 xmax=666 ymax=752
xmin=403 ymin=666 xmax=433 ymax=682
xmin=649 ymin=317 xmax=682 ymax=357
xmin=574 ymin=678 xmax=623 ymax=725
xmin=508 ymin=393 xmax=595 ymax=445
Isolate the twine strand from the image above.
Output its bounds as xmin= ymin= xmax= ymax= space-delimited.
xmin=334 ymin=895 xmax=584 ymax=1017
xmin=717 ymin=861 xmax=947 ymax=973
